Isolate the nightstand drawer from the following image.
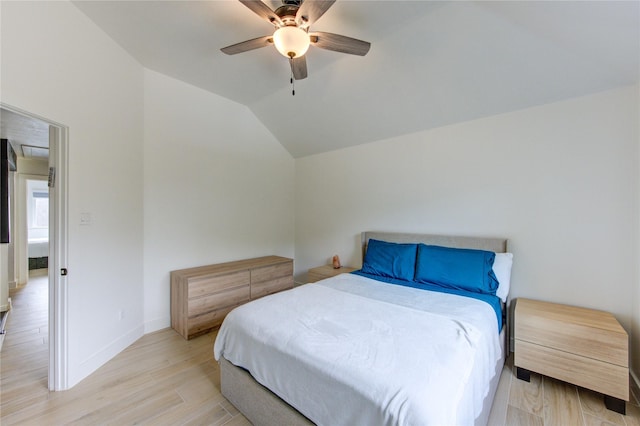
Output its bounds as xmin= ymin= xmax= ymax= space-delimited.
xmin=514 ymin=298 xmax=630 ymax=413
xmin=515 ymin=299 xmax=627 ymax=367
xmin=515 ymin=340 xmax=629 ymax=400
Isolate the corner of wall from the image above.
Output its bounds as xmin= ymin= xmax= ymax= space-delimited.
xmin=68 ymin=324 xmax=144 ymax=390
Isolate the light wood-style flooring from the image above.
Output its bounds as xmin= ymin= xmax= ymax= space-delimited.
xmin=1 ymin=275 xmax=639 ymax=425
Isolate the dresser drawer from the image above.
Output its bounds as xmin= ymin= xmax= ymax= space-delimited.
xmin=515 ymin=339 xmax=629 ymax=400
xmin=251 ymin=275 xmax=293 ymax=299
xmin=189 ymin=284 xmax=250 ymax=316
xmin=171 ymin=256 xmax=293 ymax=339
xmin=251 ymin=262 xmax=293 ymax=284
xmin=187 ymin=304 xmax=240 ymax=337
xmin=188 ymin=271 xmax=250 ymax=299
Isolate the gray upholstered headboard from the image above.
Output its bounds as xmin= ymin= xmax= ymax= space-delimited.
xmin=362 ymin=231 xmax=508 ymax=259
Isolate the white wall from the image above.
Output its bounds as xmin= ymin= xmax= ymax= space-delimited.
xmin=143 ymin=70 xmax=295 ymax=332
xmin=295 ymin=85 xmax=638 ymax=373
xmin=634 ymin=83 xmax=640 ymax=386
xmin=1 ymin=1 xmax=145 ymax=387
xmin=17 ymin=157 xmax=48 ymax=176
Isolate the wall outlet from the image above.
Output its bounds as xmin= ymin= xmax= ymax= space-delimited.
xmin=118 ymin=310 xmax=124 ymax=320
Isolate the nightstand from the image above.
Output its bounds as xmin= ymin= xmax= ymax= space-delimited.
xmin=307 ymin=265 xmax=357 ymax=283
xmin=514 ymin=298 xmax=628 ymax=414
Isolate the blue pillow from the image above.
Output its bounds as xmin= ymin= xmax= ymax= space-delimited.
xmin=361 ymin=239 xmax=417 ymax=281
xmin=414 ymin=244 xmax=499 ymax=294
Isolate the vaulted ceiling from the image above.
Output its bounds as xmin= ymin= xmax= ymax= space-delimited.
xmin=73 ymin=0 xmax=639 ymax=158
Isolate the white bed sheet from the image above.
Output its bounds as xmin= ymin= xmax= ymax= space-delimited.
xmin=214 ymin=273 xmax=502 ymax=426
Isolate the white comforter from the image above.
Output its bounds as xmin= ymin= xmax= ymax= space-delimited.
xmin=214 ymin=273 xmax=501 ymax=426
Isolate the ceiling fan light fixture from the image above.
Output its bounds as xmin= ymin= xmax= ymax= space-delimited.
xmin=273 ymin=26 xmax=310 ymax=58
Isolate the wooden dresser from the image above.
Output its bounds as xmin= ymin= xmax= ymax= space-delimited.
xmin=514 ymin=298 xmax=628 ymax=414
xmin=307 ymin=265 xmax=357 ymax=283
xmin=171 ymin=256 xmax=293 ymax=339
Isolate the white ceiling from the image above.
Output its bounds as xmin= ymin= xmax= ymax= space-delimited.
xmin=72 ymin=0 xmax=639 ymax=158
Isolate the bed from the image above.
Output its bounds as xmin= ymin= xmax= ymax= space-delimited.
xmin=214 ymin=232 xmax=512 ymax=425
xmin=28 ymin=238 xmax=49 ymax=270
xmin=28 ymin=238 xmax=48 ymax=258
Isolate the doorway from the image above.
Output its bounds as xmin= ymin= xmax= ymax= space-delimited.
xmin=0 ymin=105 xmax=68 ymax=391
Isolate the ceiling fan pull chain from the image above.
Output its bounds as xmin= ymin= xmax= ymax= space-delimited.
xmin=290 ymin=58 xmax=296 ymax=96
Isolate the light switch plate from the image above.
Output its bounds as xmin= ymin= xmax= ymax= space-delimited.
xmin=80 ymin=212 xmax=91 ymax=225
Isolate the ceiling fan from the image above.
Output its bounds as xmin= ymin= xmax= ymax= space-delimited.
xmin=221 ymin=0 xmax=371 ymax=81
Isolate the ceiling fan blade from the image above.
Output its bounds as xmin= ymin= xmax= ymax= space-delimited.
xmin=310 ymin=32 xmax=371 ymax=56
xmin=296 ymin=0 xmax=336 ymax=28
xmin=291 ymin=56 xmax=308 ymax=80
xmin=221 ymin=35 xmax=273 ymax=55
xmin=239 ymin=0 xmax=282 ymax=26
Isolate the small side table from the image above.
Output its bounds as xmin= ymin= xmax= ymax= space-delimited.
xmin=307 ymin=265 xmax=357 ymax=283
xmin=514 ymin=298 xmax=629 ymax=414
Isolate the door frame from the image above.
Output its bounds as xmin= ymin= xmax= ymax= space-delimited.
xmin=48 ymin=123 xmax=68 ymax=391
xmin=1 ymin=103 xmax=69 ymax=390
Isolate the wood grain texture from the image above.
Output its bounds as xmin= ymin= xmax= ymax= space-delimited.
xmin=543 ymin=377 xmax=583 ymax=425
xmin=515 ymin=298 xmax=629 ymax=401
xmin=251 ymin=276 xmax=293 ymax=299
xmin=578 ymin=387 xmax=626 ymax=425
xmin=506 ymin=406 xmax=544 ymax=426
xmin=171 ymin=256 xmax=293 ymax=339
xmin=307 ymin=265 xmax=357 ymax=283
xmin=516 ymin=340 xmax=629 ymax=400
xmin=250 ymin=262 xmax=294 ymax=299
xmin=516 ymin=298 xmax=627 ymax=366
xmin=509 ymin=362 xmax=544 ymax=416
xmin=188 ymin=271 xmax=251 ymax=299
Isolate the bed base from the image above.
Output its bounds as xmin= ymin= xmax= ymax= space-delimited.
xmin=220 ymin=328 xmax=506 ymax=426
xmin=219 ymin=231 xmax=510 ymax=425
xmin=220 ymin=356 xmax=313 ymax=426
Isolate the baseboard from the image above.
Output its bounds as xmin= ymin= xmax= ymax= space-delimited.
xmin=0 ymin=301 xmax=10 ymax=351
xmin=630 ymin=370 xmax=640 ymax=404
xmin=0 ymin=296 xmax=11 ymax=317
xmin=144 ymin=316 xmax=170 ymax=334
xmin=69 ymin=324 xmax=144 ymax=389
